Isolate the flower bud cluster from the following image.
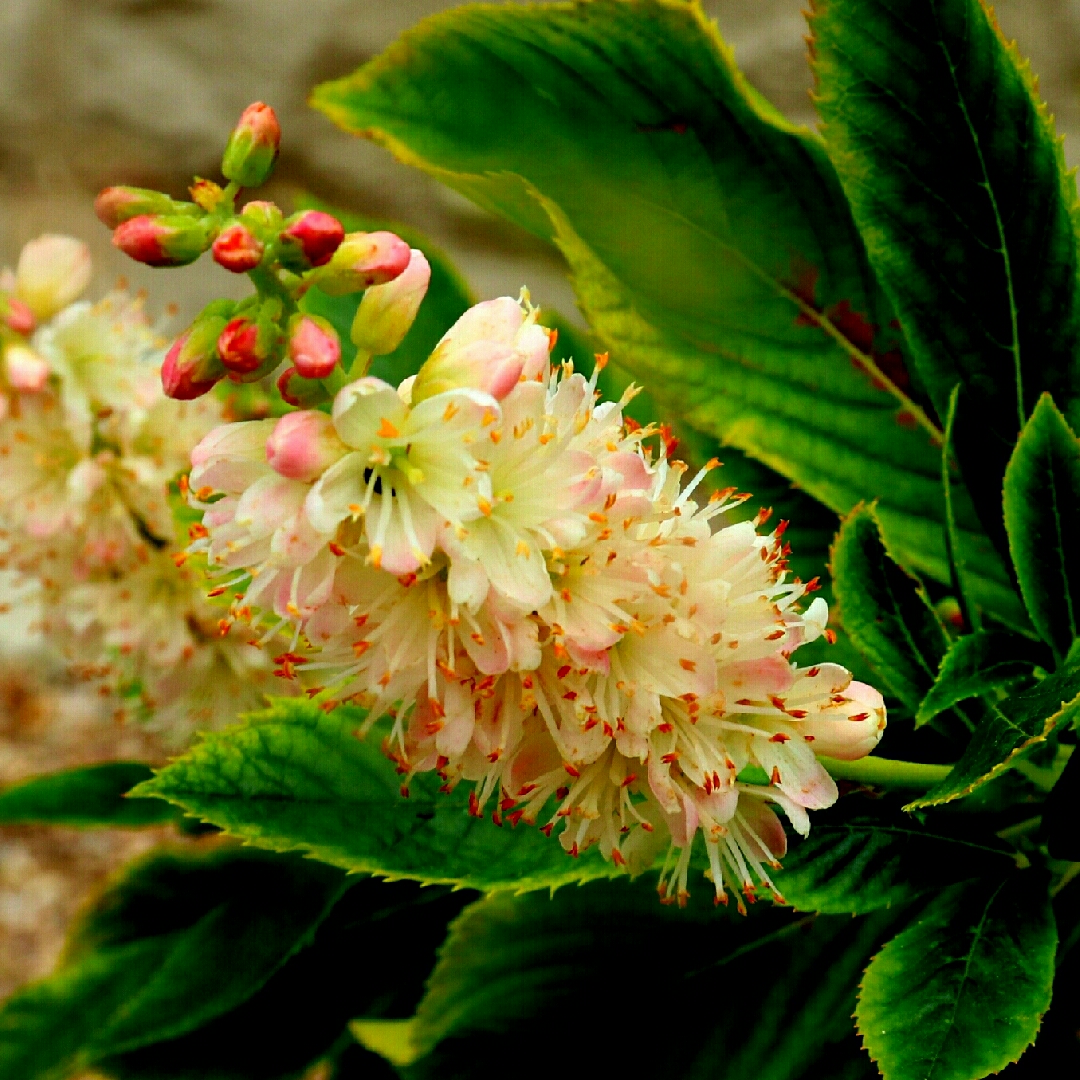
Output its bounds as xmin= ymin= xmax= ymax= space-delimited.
xmin=187 ymin=291 xmax=888 ymax=906
xmin=0 ymin=235 xmax=293 ymax=743
xmin=99 ymin=103 xmax=427 ymax=408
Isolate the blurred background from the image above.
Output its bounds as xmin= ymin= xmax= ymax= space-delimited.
xmin=2 ymin=0 xmax=1079 ymax=1002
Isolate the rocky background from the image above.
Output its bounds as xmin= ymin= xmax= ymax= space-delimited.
xmin=1 ymin=0 xmax=1078 ymax=1004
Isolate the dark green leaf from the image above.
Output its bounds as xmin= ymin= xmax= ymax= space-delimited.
xmin=100 ymin=879 xmax=471 ymax=1080
xmin=857 ymin=874 xmax=1056 ymax=1080
xmin=810 ymin=0 xmax=1080 ymax=572
xmin=394 ymin=876 xmax=897 ymax=1078
xmin=1003 ymin=393 xmax=1080 ymax=664
xmin=774 ymin=800 xmax=1016 ymax=914
xmin=132 ymin=698 xmax=619 ymax=891
xmin=831 ymin=503 xmax=949 ymax=711
xmin=907 ymin=666 xmax=1080 ymax=808
xmin=312 ymin=0 xmax=1025 ymax=628
xmin=916 ymin=630 xmax=1047 ymax=727
xmin=295 ymin=196 xmax=473 ymax=389
xmin=0 ymin=763 xmax=178 ymax=827
xmin=0 ymin=845 xmax=345 ymax=1079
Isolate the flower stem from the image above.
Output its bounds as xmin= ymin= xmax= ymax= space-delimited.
xmin=819 ymin=755 xmax=954 ymax=790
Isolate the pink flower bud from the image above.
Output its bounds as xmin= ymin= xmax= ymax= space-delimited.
xmin=112 ymin=215 xmax=211 ymax=267
xmin=221 ymin=102 xmax=281 ymax=188
xmin=0 ymin=296 xmax=35 ymax=335
xmin=15 ymin=235 xmax=93 ymax=319
xmin=287 ymin=314 xmax=341 ymax=379
xmin=412 ymin=296 xmax=545 ymax=404
xmin=3 ymin=344 xmax=50 ymax=391
xmin=308 ymin=231 xmax=410 ymax=296
xmin=276 ymin=366 xmax=330 ymax=408
xmin=265 ymin=410 xmax=347 ymax=481
xmin=802 ymin=682 xmax=887 ymax=760
xmin=351 ymin=249 xmax=431 ymax=357
xmin=217 ymin=318 xmax=265 ymax=375
xmin=162 ymin=318 xmax=230 ymax=400
xmin=278 ymin=210 xmax=344 ymax=269
xmin=212 ymin=223 xmax=264 ymax=273
xmin=94 ymin=186 xmax=191 ymax=228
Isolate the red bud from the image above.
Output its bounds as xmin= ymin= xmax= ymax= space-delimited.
xmin=212 ymin=223 xmax=264 ymax=273
xmin=278 ymin=211 xmax=344 ymax=269
xmin=95 ymin=186 xmax=192 ymax=228
xmin=162 ymin=328 xmax=226 ymax=400
xmin=112 ymin=215 xmax=210 ymax=267
xmin=309 ymin=231 xmax=411 ymax=296
xmin=221 ymin=102 xmax=281 ymax=188
xmin=218 ymin=318 xmax=266 ymax=374
xmin=276 ymin=366 xmax=330 ymax=408
xmin=287 ymin=315 xmax=340 ymax=379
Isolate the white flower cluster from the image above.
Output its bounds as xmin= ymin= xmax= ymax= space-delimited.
xmin=0 ymin=235 xmax=287 ymax=741
xmin=190 ymin=292 xmax=887 ymax=905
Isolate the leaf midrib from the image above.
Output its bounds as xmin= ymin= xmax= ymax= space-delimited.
xmin=930 ymin=0 xmax=1025 ymax=430
xmin=924 ymin=879 xmax=1007 ymax=1080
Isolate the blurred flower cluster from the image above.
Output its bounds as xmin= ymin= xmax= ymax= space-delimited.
xmin=0 ymin=235 xmax=289 ymax=742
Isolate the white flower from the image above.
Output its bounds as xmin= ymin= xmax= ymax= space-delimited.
xmin=190 ymin=290 xmax=888 ymax=903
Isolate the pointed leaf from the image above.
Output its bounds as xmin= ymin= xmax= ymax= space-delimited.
xmin=857 ymin=875 xmax=1056 ymax=1080
xmin=774 ymin=801 xmax=1016 ymax=914
xmin=0 ymin=846 xmax=346 ymax=1079
xmin=100 ymin=879 xmax=470 ymax=1080
xmin=907 ymin=666 xmax=1080 ymax=809
xmin=0 ymin=762 xmax=178 ymax=827
xmin=132 ymin=699 xmax=619 ymax=892
xmin=810 ymin=0 xmax=1080 ymax=571
xmin=831 ymin=503 xmax=950 ymax=711
xmin=312 ymin=0 xmax=1025 ymax=628
xmin=1003 ymin=393 xmax=1080 ymax=663
xmin=916 ymin=630 xmax=1047 ymax=727
xmin=403 ymin=878 xmax=897 ymax=1078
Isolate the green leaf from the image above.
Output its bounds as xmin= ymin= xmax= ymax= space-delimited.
xmin=774 ymin=801 xmax=1016 ymax=914
xmin=0 ymin=763 xmax=179 ymax=827
xmin=830 ymin=503 xmax=950 ymax=712
xmin=916 ymin=630 xmax=1047 ymax=727
xmin=311 ymin=0 xmax=1025 ymax=628
xmin=907 ymin=666 xmax=1080 ymax=809
xmin=810 ymin=0 xmax=1080 ymax=574
xmin=1003 ymin=393 xmax=1080 ymax=664
xmin=857 ymin=874 xmax=1056 ymax=1080
xmin=400 ymin=877 xmax=897 ymax=1078
xmin=0 ymin=845 xmax=345 ymax=1079
xmin=295 ymin=195 xmax=474 ymax=389
xmin=132 ymin=698 xmax=620 ymax=892
xmin=100 ymin=879 xmax=470 ymax=1080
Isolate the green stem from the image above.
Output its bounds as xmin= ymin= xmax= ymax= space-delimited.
xmin=247 ymin=266 xmax=295 ymax=309
xmin=819 ymin=755 xmax=954 ymax=790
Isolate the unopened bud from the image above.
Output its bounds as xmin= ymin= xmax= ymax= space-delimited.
xmin=217 ymin=298 xmax=283 ymax=376
xmin=802 ymin=681 xmax=887 ymax=760
xmin=307 ymin=231 xmax=410 ymax=296
xmin=212 ymin=223 xmax=264 ymax=273
xmin=3 ymin=343 xmax=50 ymax=392
xmin=0 ymin=295 xmax=35 ymax=335
xmin=112 ymin=215 xmax=212 ymax=267
xmin=276 ymin=366 xmax=330 ymax=408
xmin=240 ymin=200 xmax=284 ymax=232
xmin=351 ymin=248 xmax=430 ymax=357
xmin=266 ymin=410 xmax=347 ymax=481
xmin=412 ymin=296 xmax=545 ymax=404
xmin=278 ymin=210 xmax=344 ymax=270
xmin=15 ymin=235 xmax=93 ymax=320
xmin=221 ymin=102 xmax=281 ymax=188
xmin=189 ymin=178 xmax=227 ymax=213
xmin=287 ymin=314 xmax=340 ymax=379
xmin=161 ymin=300 xmax=233 ymax=400
xmin=94 ymin=186 xmax=196 ymax=229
